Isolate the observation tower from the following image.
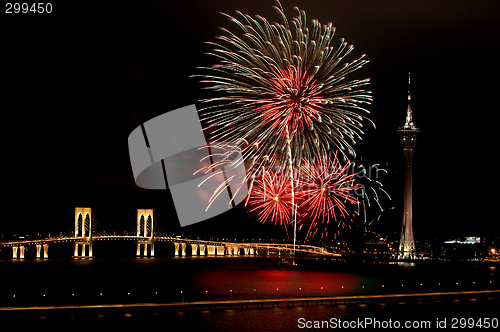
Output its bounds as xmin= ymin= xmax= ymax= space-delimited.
xmin=398 ymin=73 xmax=420 ymax=259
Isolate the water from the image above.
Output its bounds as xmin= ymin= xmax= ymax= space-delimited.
xmin=0 ymin=257 xmax=498 ymax=330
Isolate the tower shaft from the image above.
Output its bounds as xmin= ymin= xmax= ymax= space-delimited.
xmin=399 ymin=134 xmax=417 ymax=259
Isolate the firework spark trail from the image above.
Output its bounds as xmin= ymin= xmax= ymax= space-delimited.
xmin=352 ymin=162 xmax=393 ymax=229
xmin=194 ymin=142 xmax=248 ymax=211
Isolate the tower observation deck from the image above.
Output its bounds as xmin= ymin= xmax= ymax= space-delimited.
xmin=398 ymin=73 xmax=420 ymax=260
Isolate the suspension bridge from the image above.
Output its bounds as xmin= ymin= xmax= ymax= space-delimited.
xmin=0 ymin=208 xmax=340 ymax=260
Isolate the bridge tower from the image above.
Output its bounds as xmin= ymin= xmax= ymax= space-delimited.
xmin=137 ymin=209 xmax=154 ymax=257
xmin=36 ymin=244 xmax=49 ymax=258
xmin=11 ymin=246 xmax=25 ymax=259
xmin=74 ymin=207 xmax=93 ymax=258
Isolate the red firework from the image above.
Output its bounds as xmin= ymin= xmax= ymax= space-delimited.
xmin=246 ymin=151 xmax=361 ymax=242
xmin=246 ymin=168 xmax=298 ymax=231
xmin=297 ymin=151 xmax=361 ymax=241
xmin=256 ymin=66 xmax=325 ymax=137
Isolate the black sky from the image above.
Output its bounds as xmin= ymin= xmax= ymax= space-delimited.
xmin=1 ymin=0 xmax=499 ymax=241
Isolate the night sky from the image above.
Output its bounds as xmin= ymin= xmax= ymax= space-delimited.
xmin=1 ymin=0 xmax=499 ymax=241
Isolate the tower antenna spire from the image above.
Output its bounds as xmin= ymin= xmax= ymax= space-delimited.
xmin=408 ymin=72 xmax=411 ymax=100
xmin=402 ymin=72 xmax=418 ymax=131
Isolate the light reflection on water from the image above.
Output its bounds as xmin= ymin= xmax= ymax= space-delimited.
xmin=1 ymin=257 xmax=497 ymax=303
xmin=0 ymin=256 xmax=498 ymax=328
xmin=191 ymin=268 xmax=369 ymax=300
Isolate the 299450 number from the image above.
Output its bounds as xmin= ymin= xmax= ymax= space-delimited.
xmin=5 ymin=3 xmax=52 ymax=14
xmin=451 ymin=318 xmax=499 ymax=329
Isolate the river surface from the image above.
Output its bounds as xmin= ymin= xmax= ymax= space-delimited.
xmin=0 ymin=257 xmax=498 ymax=330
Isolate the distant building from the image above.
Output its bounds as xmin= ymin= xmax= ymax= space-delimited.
xmin=360 ymin=232 xmax=397 ymax=260
xmin=444 ymin=237 xmax=481 ymax=245
xmin=435 ymin=237 xmax=487 ymax=261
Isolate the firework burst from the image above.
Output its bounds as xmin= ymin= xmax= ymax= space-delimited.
xmin=246 ymin=168 xmax=296 ymax=228
xmin=196 ymin=0 xmax=372 ymax=176
xmin=297 ymin=151 xmax=361 ymax=241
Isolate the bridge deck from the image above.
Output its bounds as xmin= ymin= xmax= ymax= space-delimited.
xmin=0 ymin=236 xmax=340 ymax=257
